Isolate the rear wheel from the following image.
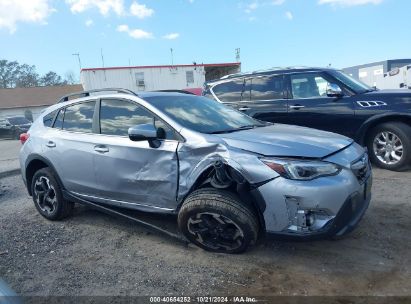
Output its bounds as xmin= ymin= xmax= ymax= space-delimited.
xmin=31 ymin=168 xmax=73 ymax=220
xmin=367 ymin=122 xmax=411 ymax=171
xmin=178 ymin=188 xmax=259 ymax=254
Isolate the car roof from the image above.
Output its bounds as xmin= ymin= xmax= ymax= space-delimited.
xmin=206 ymin=66 xmax=338 ymax=84
xmin=137 ymin=91 xmax=195 ymax=98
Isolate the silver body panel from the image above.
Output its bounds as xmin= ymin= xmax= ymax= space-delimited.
xmin=20 ymin=92 xmax=371 ymax=235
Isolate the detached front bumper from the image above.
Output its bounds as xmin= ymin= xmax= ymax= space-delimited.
xmin=253 ymin=161 xmax=372 ymax=239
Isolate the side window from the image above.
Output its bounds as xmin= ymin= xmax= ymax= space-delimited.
xmin=53 ymin=109 xmax=64 ymax=129
xmin=136 ymin=72 xmax=145 ymax=90
xmin=43 ymin=110 xmax=57 ymax=127
xmin=99 ymin=99 xmax=176 ymax=140
xmin=62 ymin=101 xmax=95 ymax=133
xmin=251 ymin=76 xmax=284 ymax=100
xmin=211 ymin=79 xmax=244 ymax=102
xmin=290 ymin=73 xmax=330 ymax=99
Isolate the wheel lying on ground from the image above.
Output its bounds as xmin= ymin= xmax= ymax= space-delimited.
xmin=367 ymin=122 xmax=411 ymax=171
xmin=178 ymin=188 xmax=259 ymax=254
xmin=31 ymin=167 xmax=73 ymax=220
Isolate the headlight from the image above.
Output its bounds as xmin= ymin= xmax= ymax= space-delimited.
xmin=261 ymin=158 xmax=341 ymax=180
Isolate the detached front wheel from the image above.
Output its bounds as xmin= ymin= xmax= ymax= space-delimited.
xmin=367 ymin=122 xmax=411 ymax=171
xmin=178 ymin=188 xmax=259 ymax=254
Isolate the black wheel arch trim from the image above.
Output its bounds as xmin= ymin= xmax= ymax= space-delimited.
xmin=355 ymin=113 xmax=411 ymax=145
xmin=25 ymin=154 xmax=65 ymax=196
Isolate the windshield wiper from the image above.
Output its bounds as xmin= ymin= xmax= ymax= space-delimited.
xmin=209 ymin=125 xmax=260 ymax=134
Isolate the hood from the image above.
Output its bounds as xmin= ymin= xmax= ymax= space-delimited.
xmin=216 ymin=124 xmax=353 ymax=158
xmin=359 ymin=89 xmax=411 ymax=108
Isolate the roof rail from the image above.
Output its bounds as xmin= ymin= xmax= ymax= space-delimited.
xmin=154 ymin=89 xmax=195 ymax=95
xmin=218 ymin=66 xmax=316 ymax=81
xmin=57 ymin=88 xmax=138 ymax=103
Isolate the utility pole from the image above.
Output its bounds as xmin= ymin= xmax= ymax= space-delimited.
xmin=170 ymin=48 xmax=174 ymax=66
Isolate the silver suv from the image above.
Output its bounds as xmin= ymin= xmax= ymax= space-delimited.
xmin=19 ymin=89 xmax=372 ymax=253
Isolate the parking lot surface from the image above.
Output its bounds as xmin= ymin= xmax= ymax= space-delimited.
xmin=0 ymin=168 xmax=410 ymax=296
xmin=0 ymin=139 xmax=20 ymax=174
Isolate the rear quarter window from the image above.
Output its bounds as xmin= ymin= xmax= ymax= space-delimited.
xmin=211 ymin=79 xmax=245 ymax=102
xmin=43 ymin=110 xmax=57 ymax=127
xmin=53 ymin=109 xmax=65 ymax=129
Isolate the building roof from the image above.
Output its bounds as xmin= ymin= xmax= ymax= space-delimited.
xmin=0 ymin=85 xmax=83 ymax=109
xmin=81 ymin=62 xmax=241 ymax=72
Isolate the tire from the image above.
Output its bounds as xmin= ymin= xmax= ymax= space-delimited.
xmin=178 ymin=188 xmax=259 ymax=254
xmin=31 ymin=168 xmax=73 ymax=220
xmin=367 ymin=122 xmax=411 ymax=171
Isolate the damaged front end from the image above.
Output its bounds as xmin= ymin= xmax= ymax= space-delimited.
xmin=176 ymin=126 xmax=371 ymax=239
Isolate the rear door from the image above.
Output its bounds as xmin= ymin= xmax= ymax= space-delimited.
xmin=43 ymin=100 xmax=100 ymax=196
xmin=233 ymin=74 xmax=289 ymax=123
xmin=286 ymin=72 xmax=355 ymax=137
xmin=92 ymin=98 xmax=179 ymax=210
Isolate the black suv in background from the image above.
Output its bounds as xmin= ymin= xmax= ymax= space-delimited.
xmin=204 ymin=67 xmax=411 ymax=171
xmin=0 ymin=116 xmax=32 ymax=140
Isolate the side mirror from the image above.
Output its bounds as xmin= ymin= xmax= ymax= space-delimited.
xmin=128 ymin=124 xmax=157 ymax=142
xmin=326 ymin=83 xmax=343 ymax=97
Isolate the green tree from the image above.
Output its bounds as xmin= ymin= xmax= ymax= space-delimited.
xmin=15 ymin=64 xmax=40 ymax=87
xmin=40 ymin=71 xmax=67 ymax=86
xmin=0 ymin=60 xmax=20 ymax=88
xmin=0 ymin=59 xmax=68 ymax=88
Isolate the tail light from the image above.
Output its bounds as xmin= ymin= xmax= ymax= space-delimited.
xmin=20 ymin=133 xmax=30 ymax=144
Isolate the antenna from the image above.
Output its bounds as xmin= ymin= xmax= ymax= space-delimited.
xmin=72 ymin=53 xmax=81 ymax=70
xmin=235 ymin=48 xmax=240 ymax=62
xmin=170 ymin=48 xmax=174 ymax=66
xmin=72 ymin=53 xmax=81 ymax=81
xmin=101 ymin=48 xmax=105 ymax=68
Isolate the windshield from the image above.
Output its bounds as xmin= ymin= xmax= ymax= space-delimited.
xmin=7 ymin=117 xmax=31 ymax=125
xmin=328 ymin=70 xmax=373 ymax=94
xmin=145 ymin=95 xmax=265 ymax=134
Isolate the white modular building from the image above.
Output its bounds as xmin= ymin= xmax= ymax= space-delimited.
xmin=343 ymin=59 xmax=411 ymax=89
xmin=80 ymin=62 xmax=241 ymax=93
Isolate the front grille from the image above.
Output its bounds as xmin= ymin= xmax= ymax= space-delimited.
xmin=351 ymin=153 xmax=370 ymax=184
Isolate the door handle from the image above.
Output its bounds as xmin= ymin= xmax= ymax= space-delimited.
xmin=289 ymin=104 xmax=305 ymax=110
xmin=238 ymin=107 xmax=251 ymax=111
xmin=46 ymin=141 xmax=56 ymax=148
xmin=94 ymin=145 xmax=109 ymax=153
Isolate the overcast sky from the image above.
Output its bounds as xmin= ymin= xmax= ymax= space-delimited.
xmin=0 ymin=0 xmax=408 ymax=78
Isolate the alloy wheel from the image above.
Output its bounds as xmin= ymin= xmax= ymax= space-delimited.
xmin=373 ymin=131 xmax=404 ymax=165
xmin=187 ymin=212 xmax=245 ymax=251
xmin=34 ymin=176 xmax=57 ymax=215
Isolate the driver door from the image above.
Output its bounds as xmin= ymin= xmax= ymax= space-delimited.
xmin=286 ymin=72 xmax=355 ymax=137
xmin=92 ymin=98 xmax=180 ymax=210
